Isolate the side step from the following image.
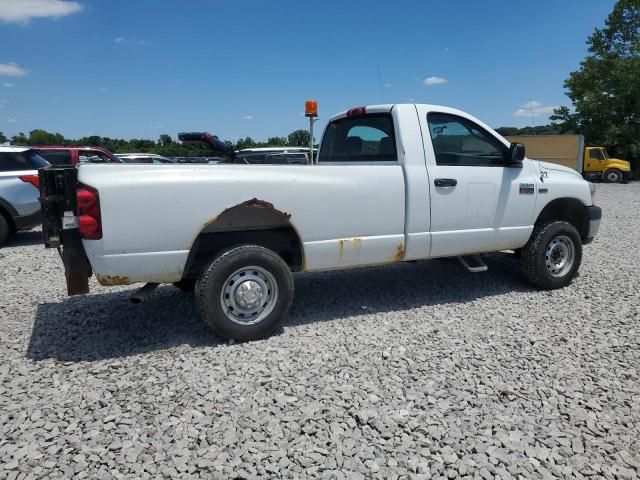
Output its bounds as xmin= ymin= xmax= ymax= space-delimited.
xmin=458 ymin=255 xmax=488 ymax=273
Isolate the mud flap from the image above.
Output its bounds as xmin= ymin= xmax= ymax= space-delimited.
xmin=39 ymin=166 xmax=91 ymax=295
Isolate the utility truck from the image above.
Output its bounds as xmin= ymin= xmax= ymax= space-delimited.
xmin=505 ymin=134 xmax=631 ymax=183
xmin=40 ymin=104 xmax=601 ymax=340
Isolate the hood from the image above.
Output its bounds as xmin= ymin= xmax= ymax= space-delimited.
xmin=532 ymin=160 xmax=583 ymax=179
xmin=607 ymin=158 xmax=631 ymax=170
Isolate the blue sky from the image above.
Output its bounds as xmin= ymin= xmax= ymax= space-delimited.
xmin=0 ymin=0 xmax=615 ymax=142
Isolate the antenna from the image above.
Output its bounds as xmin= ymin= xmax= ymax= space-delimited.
xmin=377 ymin=64 xmax=385 ymax=103
xmin=529 ymin=98 xmax=536 ymax=132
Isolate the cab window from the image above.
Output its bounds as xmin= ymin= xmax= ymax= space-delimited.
xmin=427 ymin=112 xmax=507 ymax=166
xmin=78 ymin=150 xmax=111 ymax=164
xmin=589 ymin=149 xmax=604 ymax=161
xmin=319 ymin=113 xmax=397 ymax=162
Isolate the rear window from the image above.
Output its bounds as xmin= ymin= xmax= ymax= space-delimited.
xmin=0 ymin=151 xmax=49 ymax=172
xmin=36 ymin=149 xmax=73 ymax=166
xmin=318 ymin=113 xmax=397 ymax=163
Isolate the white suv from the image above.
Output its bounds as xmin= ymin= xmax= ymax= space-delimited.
xmin=0 ymin=146 xmax=49 ymax=247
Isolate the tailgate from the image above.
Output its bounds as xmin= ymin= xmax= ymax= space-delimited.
xmin=39 ymin=166 xmax=92 ymax=295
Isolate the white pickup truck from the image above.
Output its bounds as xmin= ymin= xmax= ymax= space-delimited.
xmin=40 ymin=104 xmax=601 ymax=340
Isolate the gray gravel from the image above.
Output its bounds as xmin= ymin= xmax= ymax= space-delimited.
xmin=1 ymin=183 xmax=640 ymax=479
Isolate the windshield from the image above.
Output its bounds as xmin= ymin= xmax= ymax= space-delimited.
xmin=602 ymin=149 xmax=609 ymax=159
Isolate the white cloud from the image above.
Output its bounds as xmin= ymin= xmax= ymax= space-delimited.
xmin=98 ymin=87 xmax=107 ymax=92
xmin=0 ymin=63 xmax=27 ymax=77
xmin=243 ymin=115 xmax=254 ymax=120
xmin=7 ymin=118 xmax=16 ymax=123
xmin=383 ymin=83 xmax=392 ymax=88
xmin=3 ymin=82 xmax=14 ymax=87
xmin=423 ymin=76 xmax=448 ymax=86
xmin=0 ymin=0 xmax=83 ymax=23
xmin=114 ymin=37 xmax=150 ymax=46
xmin=513 ymin=100 xmax=558 ymax=118
xmin=443 ymin=48 xmax=449 ymax=52
xmin=408 ymin=98 xmax=416 ymax=102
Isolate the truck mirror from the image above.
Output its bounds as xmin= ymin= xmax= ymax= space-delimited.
xmin=508 ymin=142 xmax=525 ymax=165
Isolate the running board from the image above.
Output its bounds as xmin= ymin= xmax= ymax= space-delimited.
xmin=458 ymin=255 xmax=488 ymax=273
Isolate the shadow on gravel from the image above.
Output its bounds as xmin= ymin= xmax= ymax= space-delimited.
xmin=27 ymin=253 xmax=535 ymax=361
xmin=5 ymin=230 xmax=43 ymax=248
xmin=287 ymin=253 xmax=536 ymax=327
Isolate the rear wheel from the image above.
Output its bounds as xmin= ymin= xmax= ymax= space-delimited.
xmin=195 ymin=245 xmax=293 ymax=341
xmin=603 ymin=169 xmax=623 ymax=183
xmin=521 ymin=221 xmax=582 ymax=289
xmin=0 ymin=214 xmax=10 ymax=248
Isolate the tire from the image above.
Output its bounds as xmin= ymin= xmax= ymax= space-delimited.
xmin=0 ymin=214 xmax=10 ymax=248
xmin=603 ymin=169 xmax=623 ymax=183
xmin=195 ymin=245 xmax=294 ymax=341
xmin=521 ymin=220 xmax=582 ymax=289
xmin=173 ymin=279 xmax=196 ymax=292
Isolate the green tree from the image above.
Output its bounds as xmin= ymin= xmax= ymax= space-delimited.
xmin=27 ymin=129 xmax=65 ymax=145
xmin=266 ymin=136 xmax=287 ymax=147
xmin=11 ymin=132 xmax=28 ymax=144
xmin=158 ymin=134 xmax=173 ymax=147
xmin=0 ymin=131 xmax=6 ymax=143
xmin=552 ymin=0 xmax=640 ymax=174
xmin=287 ymin=129 xmax=311 ymax=147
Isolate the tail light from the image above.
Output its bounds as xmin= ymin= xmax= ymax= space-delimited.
xmin=76 ymin=184 xmax=102 ymax=240
xmin=19 ymin=175 xmax=40 ymax=188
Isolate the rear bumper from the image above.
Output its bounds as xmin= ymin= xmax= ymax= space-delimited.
xmin=583 ymin=206 xmax=602 ymax=245
xmin=13 ymin=210 xmax=42 ymax=231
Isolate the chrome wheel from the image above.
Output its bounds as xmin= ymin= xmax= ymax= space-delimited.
xmin=545 ymin=235 xmax=575 ymax=277
xmin=220 ymin=266 xmax=278 ymax=325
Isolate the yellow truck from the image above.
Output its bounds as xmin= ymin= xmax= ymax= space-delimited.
xmin=505 ymin=134 xmax=631 ymax=183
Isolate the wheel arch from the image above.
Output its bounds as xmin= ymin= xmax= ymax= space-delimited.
xmin=182 ymin=199 xmax=305 ymax=279
xmin=0 ymin=198 xmax=17 ymax=233
xmin=535 ymin=197 xmax=588 ymax=239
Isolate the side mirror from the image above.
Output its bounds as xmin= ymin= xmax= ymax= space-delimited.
xmin=508 ymin=142 xmax=525 ymax=166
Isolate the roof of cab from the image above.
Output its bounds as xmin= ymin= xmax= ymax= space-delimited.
xmin=0 ymin=144 xmax=30 ymax=153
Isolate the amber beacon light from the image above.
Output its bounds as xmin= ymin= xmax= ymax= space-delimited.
xmin=305 ymin=100 xmax=318 ymax=165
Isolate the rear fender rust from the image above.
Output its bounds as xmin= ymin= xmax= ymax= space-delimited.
xmin=96 ymin=274 xmax=130 ymax=286
xmin=193 ymin=197 xmax=305 ymax=270
xmin=202 ymin=197 xmax=292 ymax=231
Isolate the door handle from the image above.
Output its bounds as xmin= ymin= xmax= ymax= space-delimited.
xmin=434 ymin=178 xmax=457 ymax=187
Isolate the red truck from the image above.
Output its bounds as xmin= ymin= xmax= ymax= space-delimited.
xmin=31 ymin=146 xmax=123 ymax=166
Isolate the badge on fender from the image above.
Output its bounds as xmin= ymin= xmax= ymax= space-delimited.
xmin=519 ymin=183 xmax=535 ymax=195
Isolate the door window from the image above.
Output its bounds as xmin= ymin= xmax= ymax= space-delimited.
xmin=36 ymin=149 xmax=73 ymax=165
xmin=319 ymin=114 xmax=397 ymax=162
xmin=427 ymin=113 xmax=507 ymax=166
xmin=589 ymin=149 xmax=604 ymax=161
xmin=0 ymin=151 xmax=49 ymax=172
xmin=78 ymin=150 xmax=111 ymax=164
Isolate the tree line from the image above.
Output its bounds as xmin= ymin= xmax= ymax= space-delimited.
xmin=0 ymin=129 xmax=312 ymax=158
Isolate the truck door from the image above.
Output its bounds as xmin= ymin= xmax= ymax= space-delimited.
xmin=418 ymin=108 xmax=537 ymax=257
xmin=585 ymin=148 xmax=606 ymax=173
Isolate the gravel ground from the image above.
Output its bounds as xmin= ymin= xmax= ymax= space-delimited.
xmin=1 ymin=183 xmax=639 ymax=480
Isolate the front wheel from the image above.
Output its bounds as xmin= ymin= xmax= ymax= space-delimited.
xmin=195 ymin=245 xmax=294 ymax=341
xmin=521 ymin=221 xmax=582 ymax=289
xmin=603 ymin=169 xmax=623 ymax=183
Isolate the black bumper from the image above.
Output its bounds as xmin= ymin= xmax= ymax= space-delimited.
xmin=622 ymin=170 xmax=632 ymax=183
xmin=583 ymin=205 xmax=602 ymax=245
xmin=13 ymin=210 xmax=42 ymax=231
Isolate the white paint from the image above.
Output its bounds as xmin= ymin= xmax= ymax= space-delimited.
xmin=76 ymin=104 xmax=595 ymax=285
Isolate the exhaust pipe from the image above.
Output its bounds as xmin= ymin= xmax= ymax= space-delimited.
xmin=130 ymin=282 xmax=159 ymax=304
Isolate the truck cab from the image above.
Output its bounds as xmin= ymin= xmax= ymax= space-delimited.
xmin=584 ymin=146 xmax=631 ymax=183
